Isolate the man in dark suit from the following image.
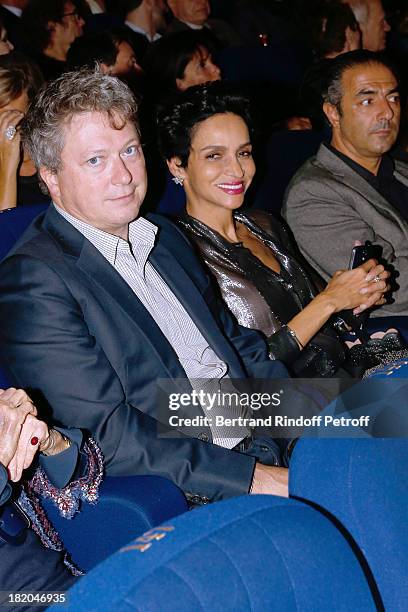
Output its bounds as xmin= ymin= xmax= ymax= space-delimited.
xmin=283 ymin=50 xmax=408 ymax=317
xmin=0 ymin=70 xmax=289 ymax=503
xmin=0 ymin=0 xmax=26 ymax=48
xmin=165 ymin=0 xmax=241 ymax=48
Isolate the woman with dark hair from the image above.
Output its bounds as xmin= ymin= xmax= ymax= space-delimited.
xmin=143 ymin=29 xmax=221 ymax=100
xmin=0 ymin=53 xmax=49 ymax=209
xmin=157 ymin=83 xmax=392 ymax=377
xmin=141 ymin=29 xmax=221 ymax=212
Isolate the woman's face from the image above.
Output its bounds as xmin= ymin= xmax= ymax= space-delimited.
xmin=176 ymin=46 xmax=221 ymax=91
xmin=0 ymin=27 xmax=13 ymax=55
xmin=171 ymin=112 xmax=255 ymax=217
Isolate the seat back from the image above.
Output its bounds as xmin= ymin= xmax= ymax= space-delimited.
xmin=253 ymin=129 xmax=324 ymax=214
xmin=0 ymin=204 xmax=49 ymax=260
xmin=42 ymin=475 xmax=188 ymax=572
xmin=290 ymin=437 xmax=408 ymax=611
xmin=64 ymin=495 xmax=377 ymax=611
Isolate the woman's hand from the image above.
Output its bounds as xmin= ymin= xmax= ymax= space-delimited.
xmin=0 ymin=388 xmax=37 ymax=471
xmin=320 ymin=259 xmax=390 ymax=314
xmin=0 ymin=387 xmax=70 ymax=482
xmin=285 ymin=260 xmax=390 ymax=350
xmin=7 ymin=416 xmax=71 ymax=482
xmin=7 ymin=413 xmax=50 ymax=482
xmin=0 ymin=108 xmax=23 ymax=210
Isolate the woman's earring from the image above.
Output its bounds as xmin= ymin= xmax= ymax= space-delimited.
xmin=172 ymin=176 xmax=184 ymax=186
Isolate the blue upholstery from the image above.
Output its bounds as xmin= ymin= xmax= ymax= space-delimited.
xmin=42 ymin=475 xmax=188 ymax=572
xmin=366 ymin=358 xmax=408 ymax=379
xmin=253 ymin=129 xmax=324 ymax=214
xmin=156 ymin=171 xmax=186 ymax=216
xmin=0 ymin=206 xmax=49 ymax=386
xmin=290 ymin=438 xmax=408 ymax=611
xmin=365 ymin=315 xmax=408 ymax=344
xmin=63 ymin=495 xmax=376 ymax=611
xmin=0 ymin=204 xmax=49 ymax=260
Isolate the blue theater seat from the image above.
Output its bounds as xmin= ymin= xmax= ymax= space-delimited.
xmin=289 ymin=437 xmax=408 ymax=612
xmin=253 ymin=129 xmax=324 ymax=215
xmin=63 ymin=495 xmax=377 ymax=612
xmin=0 ymin=204 xmax=49 ymax=260
xmin=42 ymin=475 xmax=188 ymax=572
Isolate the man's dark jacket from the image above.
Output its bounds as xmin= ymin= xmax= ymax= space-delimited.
xmin=0 ymin=5 xmax=23 ymax=48
xmin=0 ymin=208 xmax=288 ymax=502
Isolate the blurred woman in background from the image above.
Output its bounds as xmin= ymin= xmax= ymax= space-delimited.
xmin=141 ymin=29 xmax=221 ymax=212
xmin=143 ymin=29 xmax=221 ymax=101
xmin=0 ymin=53 xmax=49 ymax=209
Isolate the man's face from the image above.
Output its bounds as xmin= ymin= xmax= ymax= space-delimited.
xmin=54 ymin=1 xmax=85 ymax=48
xmin=41 ymin=112 xmax=147 ymax=239
xmin=111 ymin=41 xmax=142 ymax=76
xmin=325 ymin=63 xmax=400 ymax=169
xmin=361 ymin=0 xmax=390 ymax=51
xmin=169 ymin=0 xmax=210 ymax=26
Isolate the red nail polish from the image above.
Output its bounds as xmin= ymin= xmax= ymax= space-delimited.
xmin=30 ymin=436 xmax=39 ymax=446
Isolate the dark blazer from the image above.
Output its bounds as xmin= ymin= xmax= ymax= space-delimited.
xmin=0 ymin=5 xmax=23 ymax=49
xmin=165 ymin=17 xmax=242 ymax=48
xmin=283 ymin=144 xmax=408 ymax=317
xmin=0 ymin=207 xmax=288 ymax=502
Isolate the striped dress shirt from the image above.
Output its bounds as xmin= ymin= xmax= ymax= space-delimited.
xmin=54 ymin=205 xmax=250 ymax=447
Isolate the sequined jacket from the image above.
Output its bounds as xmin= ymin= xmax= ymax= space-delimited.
xmin=178 ymin=210 xmax=344 ymax=372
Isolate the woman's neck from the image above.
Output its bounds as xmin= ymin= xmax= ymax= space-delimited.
xmin=186 ymin=202 xmax=240 ymax=243
xmin=19 ymin=157 xmax=37 ymax=177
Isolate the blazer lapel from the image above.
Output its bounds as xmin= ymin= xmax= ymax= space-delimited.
xmin=43 ymin=207 xmax=188 ymax=380
xmin=395 ymin=161 xmax=408 ymax=188
xmin=316 ymin=145 xmax=408 ymax=231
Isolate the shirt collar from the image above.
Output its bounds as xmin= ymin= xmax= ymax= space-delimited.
xmin=181 ymin=20 xmax=205 ymax=30
xmin=2 ymin=5 xmax=22 ymax=17
xmin=53 ymin=203 xmax=158 ymax=267
xmin=125 ymin=21 xmax=161 ymax=41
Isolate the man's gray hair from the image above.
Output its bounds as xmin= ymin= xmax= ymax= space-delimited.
xmin=22 ymin=69 xmax=140 ymax=176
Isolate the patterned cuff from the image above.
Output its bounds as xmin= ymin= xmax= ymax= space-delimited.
xmin=26 ymin=437 xmax=104 ymax=519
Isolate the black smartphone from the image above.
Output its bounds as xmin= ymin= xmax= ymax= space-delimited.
xmin=349 ymin=241 xmax=382 ymax=269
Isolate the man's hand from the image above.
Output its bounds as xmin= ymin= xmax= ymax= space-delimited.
xmin=250 ymin=463 xmax=289 ymax=497
xmin=0 ymin=388 xmax=37 ymax=469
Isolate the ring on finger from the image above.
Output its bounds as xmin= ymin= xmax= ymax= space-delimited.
xmin=5 ymin=125 xmax=16 ymax=141
xmin=372 ymin=275 xmax=381 ymax=283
